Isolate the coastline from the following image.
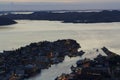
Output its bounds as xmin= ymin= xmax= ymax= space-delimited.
xmin=1 ymin=10 xmax=120 ymax=26
xmin=0 ymin=16 xmax=17 ymax=26
xmin=0 ymin=39 xmax=120 ymax=80
xmin=55 ymin=47 xmax=120 ymax=80
xmin=0 ymin=39 xmax=84 ymax=80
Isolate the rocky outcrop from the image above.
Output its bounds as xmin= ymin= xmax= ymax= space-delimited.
xmin=102 ymin=47 xmax=120 ymax=71
xmin=102 ymin=47 xmax=120 ymax=57
xmin=0 ymin=16 xmax=17 ymax=26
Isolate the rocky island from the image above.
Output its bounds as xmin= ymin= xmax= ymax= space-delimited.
xmin=0 ymin=39 xmax=84 ymax=80
xmin=0 ymin=16 xmax=17 ymax=26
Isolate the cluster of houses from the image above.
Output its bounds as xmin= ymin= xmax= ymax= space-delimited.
xmin=0 ymin=39 xmax=84 ymax=80
xmin=1 ymin=39 xmax=119 ymax=80
xmin=55 ymin=47 xmax=120 ymax=80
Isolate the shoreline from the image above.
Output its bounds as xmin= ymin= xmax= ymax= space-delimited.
xmin=0 ymin=16 xmax=17 ymax=26
xmin=0 ymin=39 xmax=84 ymax=80
xmin=1 ymin=10 xmax=120 ymax=26
xmin=55 ymin=47 xmax=120 ymax=80
xmin=0 ymin=39 xmax=120 ymax=80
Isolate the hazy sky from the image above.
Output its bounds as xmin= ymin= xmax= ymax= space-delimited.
xmin=0 ymin=0 xmax=120 ymax=11
xmin=0 ymin=0 xmax=120 ymax=3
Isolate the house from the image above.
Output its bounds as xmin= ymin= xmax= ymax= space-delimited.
xmin=0 ymin=55 xmax=6 ymax=75
xmin=76 ymin=58 xmax=91 ymax=68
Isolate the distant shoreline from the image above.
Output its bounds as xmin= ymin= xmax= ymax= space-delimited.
xmin=1 ymin=10 xmax=120 ymax=26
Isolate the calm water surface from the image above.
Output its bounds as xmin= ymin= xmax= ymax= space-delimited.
xmin=0 ymin=20 xmax=120 ymax=53
xmin=0 ymin=20 xmax=120 ymax=80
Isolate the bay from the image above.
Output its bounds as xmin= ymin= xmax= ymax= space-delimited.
xmin=0 ymin=20 xmax=120 ymax=80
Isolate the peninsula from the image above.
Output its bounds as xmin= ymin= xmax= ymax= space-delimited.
xmin=0 ymin=16 xmax=17 ymax=26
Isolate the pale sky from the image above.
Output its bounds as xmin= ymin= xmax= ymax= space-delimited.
xmin=0 ymin=0 xmax=120 ymax=3
xmin=0 ymin=0 xmax=120 ymax=11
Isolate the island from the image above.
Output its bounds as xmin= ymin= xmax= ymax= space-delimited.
xmin=2 ymin=10 xmax=120 ymax=23
xmin=0 ymin=16 xmax=17 ymax=26
xmin=0 ymin=39 xmax=84 ymax=80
